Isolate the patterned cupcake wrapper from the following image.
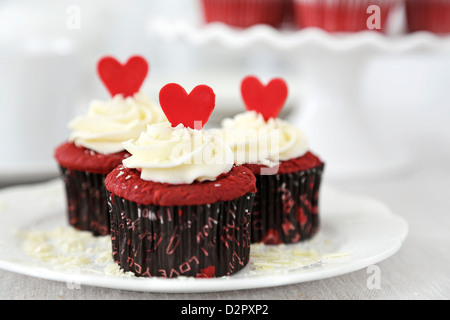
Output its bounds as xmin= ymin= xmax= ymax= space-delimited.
xmin=59 ymin=167 xmax=110 ymax=236
xmin=251 ymin=164 xmax=324 ymax=244
xmin=107 ymin=192 xmax=255 ymax=278
xmin=201 ymin=0 xmax=285 ymax=28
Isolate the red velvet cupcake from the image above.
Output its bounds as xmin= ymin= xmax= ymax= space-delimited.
xmin=292 ymin=0 xmax=394 ymax=32
xmin=211 ymin=76 xmax=324 ymax=244
xmin=282 ymin=0 xmax=296 ymax=27
xmin=200 ymin=0 xmax=285 ymax=28
xmin=405 ymin=0 xmax=450 ymax=34
xmin=54 ymin=143 xmax=129 ymax=235
xmin=54 ymin=55 xmax=166 ymax=235
xmin=104 ymin=83 xmax=257 ymax=278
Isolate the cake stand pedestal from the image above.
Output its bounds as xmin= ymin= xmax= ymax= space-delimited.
xmin=291 ymin=46 xmax=407 ymax=180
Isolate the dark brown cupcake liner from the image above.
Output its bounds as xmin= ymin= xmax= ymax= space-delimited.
xmin=251 ymin=164 xmax=324 ymax=244
xmin=59 ymin=166 xmax=110 ymax=236
xmin=107 ymin=192 xmax=255 ymax=278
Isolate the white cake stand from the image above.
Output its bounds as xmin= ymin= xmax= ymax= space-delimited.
xmin=147 ymin=19 xmax=450 ymax=181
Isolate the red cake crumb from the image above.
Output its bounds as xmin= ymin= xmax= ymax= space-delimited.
xmin=54 ymin=142 xmax=129 ymax=175
xmin=105 ymin=165 xmax=257 ymax=206
xmin=243 ymin=151 xmax=323 ymax=175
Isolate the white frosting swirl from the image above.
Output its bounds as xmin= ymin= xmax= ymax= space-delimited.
xmin=211 ymin=111 xmax=308 ymax=166
xmin=68 ymin=92 xmax=166 ymax=154
xmin=122 ymin=122 xmax=234 ymax=184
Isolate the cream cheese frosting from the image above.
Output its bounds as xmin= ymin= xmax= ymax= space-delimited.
xmin=68 ymin=92 xmax=166 ymax=154
xmin=211 ymin=111 xmax=308 ymax=167
xmin=122 ymin=122 xmax=234 ymax=184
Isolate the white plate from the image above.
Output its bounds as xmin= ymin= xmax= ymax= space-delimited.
xmin=0 ymin=179 xmax=408 ymax=293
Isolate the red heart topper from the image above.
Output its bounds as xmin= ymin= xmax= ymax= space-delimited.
xmin=97 ymin=55 xmax=149 ymax=98
xmin=241 ymin=76 xmax=288 ymax=121
xmin=159 ymin=83 xmax=215 ymax=129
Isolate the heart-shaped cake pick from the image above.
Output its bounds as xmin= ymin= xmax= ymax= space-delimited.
xmin=97 ymin=55 xmax=149 ymax=98
xmin=159 ymin=83 xmax=215 ymax=129
xmin=241 ymin=76 xmax=288 ymax=121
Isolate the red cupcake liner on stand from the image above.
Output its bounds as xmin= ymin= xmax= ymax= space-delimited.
xmin=292 ymin=0 xmax=395 ymax=32
xmin=405 ymin=0 xmax=450 ymax=34
xmin=201 ymin=0 xmax=285 ymax=28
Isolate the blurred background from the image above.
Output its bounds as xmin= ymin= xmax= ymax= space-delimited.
xmin=1 ymin=0 xmax=450 ymax=187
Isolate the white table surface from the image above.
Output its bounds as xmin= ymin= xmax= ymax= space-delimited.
xmin=0 ymin=140 xmax=448 ymax=301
